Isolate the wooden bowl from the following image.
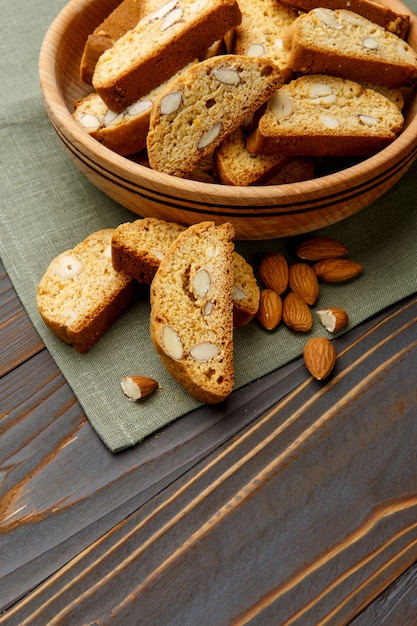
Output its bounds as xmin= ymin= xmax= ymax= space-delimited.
xmin=39 ymin=0 xmax=417 ymax=240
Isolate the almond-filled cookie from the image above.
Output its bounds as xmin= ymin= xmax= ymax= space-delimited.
xmin=37 ymin=229 xmax=138 ymax=352
xmin=92 ymin=0 xmax=242 ymax=112
xmin=147 ymin=54 xmax=282 ymax=177
xmin=73 ymin=92 xmax=152 ymax=156
xmin=150 ymin=221 xmax=235 ymax=404
xmin=74 ymin=62 xmax=198 ymax=156
xmin=80 ymin=0 xmax=146 ymax=84
xmin=283 ymin=8 xmax=417 ymax=87
xmin=112 ymin=217 xmax=260 ymax=327
xmin=247 ymin=74 xmax=404 ymax=157
xmin=278 ymin=0 xmax=410 ymax=39
xmin=231 ymin=0 xmax=298 ymax=83
xmin=213 ymin=127 xmax=291 ymax=186
xmin=214 ymin=126 xmax=316 ymax=185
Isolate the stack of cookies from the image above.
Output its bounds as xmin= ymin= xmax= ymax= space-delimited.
xmin=37 ymin=218 xmax=260 ymax=403
xmin=73 ymin=0 xmax=417 ymax=185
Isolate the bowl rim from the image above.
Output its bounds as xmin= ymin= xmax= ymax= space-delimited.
xmin=39 ymin=0 xmax=417 ymax=207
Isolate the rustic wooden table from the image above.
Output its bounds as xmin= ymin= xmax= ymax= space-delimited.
xmin=0 ymin=256 xmax=416 ymax=625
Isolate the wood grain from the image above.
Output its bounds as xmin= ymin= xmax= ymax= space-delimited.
xmin=1 ymin=255 xmax=416 ymax=623
xmin=0 ymin=266 xmax=43 ymax=376
xmin=38 ymin=0 xmax=417 ymax=239
xmin=351 ymin=561 xmax=417 ymax=625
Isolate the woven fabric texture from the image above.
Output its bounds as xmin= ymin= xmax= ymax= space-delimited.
xmin=1 ymin=0 xmax=416 ymax=451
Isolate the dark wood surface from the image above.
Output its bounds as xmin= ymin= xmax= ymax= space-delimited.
xmin=1 ymin=256 xmax=416 ymax=625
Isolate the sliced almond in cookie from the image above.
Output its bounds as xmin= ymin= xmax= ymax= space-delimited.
xmin=161 ymin=325 xmax=184 ymax=360
xmin=147 ymin=55 xmax=282 ymax=177
xmin=150 ymin=221 xmax=235 ymax=404
xmin=190 ymin=343 xmax=220 ymax=361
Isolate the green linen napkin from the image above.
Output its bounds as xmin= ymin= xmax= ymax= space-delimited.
xmin=1 ymin=0 xmax=417 ymax=451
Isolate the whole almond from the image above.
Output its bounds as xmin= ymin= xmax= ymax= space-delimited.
xmin=296 ymin=237 xmax=348 ymax=261
xmin=316 ymin=307 xmax=348 ymax=332
xmin=256 ymin=289 xmax=282 ymax=330
xmin=259 ymin=253 xmax=289 ymax=295
xmin=303 ymin=337 xmax=336 ymax=380
xmin=282 ymin=292 xmax=313 ymax=332
xmin=313 ymin=258 xmax=363 ymax=282
xmin=289 ymin=263 xmax=320 ymax=305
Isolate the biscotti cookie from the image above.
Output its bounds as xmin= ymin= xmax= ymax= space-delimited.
xmin=279 ymin=0 xmax=410 ymax=39
xmin=214 ymin=127 xmax=290 ymax=186
xmin=80 ymin=0 xmax=145 ymax=84
xmin=231 ymin=0 xmax=298 ymax=83
xmin=150 ymin=221 xmax=235 ymax=404
xmin=361 ymin=83 xmax=404 ymax=110
xmin=37 ymin=230 xmax=138 ymax=352
xmin=112 ymin=217 xmax=260 ymax=327
xmin=112 ymin=217 xmax=187 ymax=283
xmin=283 ymin=8 xmax=417 ymax=88
xmin=92 ymin=0 xmax=242 ymax=112
xmin=80 ymin=0 xmax=227 ymax=85
xmin=231 ymin=251 xmax=260 ymax=328
xmin=72 ymin=93 xmax=151 ymax=156
xmin=246 ymin=74 xmax=404 ymax=157
xmin=73 ymin=62 xmax=198 ymax=156
xmin=147 ymin=54 xmax=282 ymax=177
xmin=214 ymin=128 xmax=316 ymax=184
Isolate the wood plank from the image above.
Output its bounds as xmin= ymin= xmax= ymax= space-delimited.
xmin=350 ymin=561 xmax=417 ymax=625
xmin=0 ymin=334 xmax=304 ymax=611
xmin=1 ymin=296 xmax=416 ymax=624
xmin=0 ymin=260 xmax=44 ymax=376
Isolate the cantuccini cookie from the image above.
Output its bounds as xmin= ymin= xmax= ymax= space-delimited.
xmin=147 ymin=54 xmax=282 ymax=177
xmin=37 ymin=229 xmax=138 ymax=352
xmin=112 ymin=217 xmax=260 ymax=327
xmin=283 ymin=8 xmax=417 ymax=87
xmin=80 ymin=0 xmax=145 ymax=84
xmin=73 ymin=92 xmax=152 ymax=156
xmin=150 ymin=221 xmax=235 ymax=404
xmin=92 ymin=0 xmax=242 ymax=112
xmin=231 ymin=0 xmax=298 ymax=83
xmin=214 ymin=127 xmax=316 ymax=185
xmin=247 ymin=74 xmax=404 ymax=157
xmin=74 ymin=62 xmax=198 ymax=156
xmin=279 ymin=0 xmax=410 ymax=39
xmin=213 ymin=126 xmax=291 ymax=186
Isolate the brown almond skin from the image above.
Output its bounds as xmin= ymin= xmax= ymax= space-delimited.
xmin=259 ymin=253 xmax=289 ymax=295
xmin=313 ymin=258 xmax=363 ymax=282
xmin=289 ymin=262 xmax=320 ymax=305
xmin=121 ymin=375 xmax=158 ymax=400
xmin=303 ymin=337 xmax=336 ymax=380
xmin=256 ymin=289 xmax=282 ymax=330
xmin=296 ymin=237 xmax=348 ymax=261
xmin=282 ymin=292 xmax=313 ymax=332
xmin=316 ymin=307 xmax=348 ymax=332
